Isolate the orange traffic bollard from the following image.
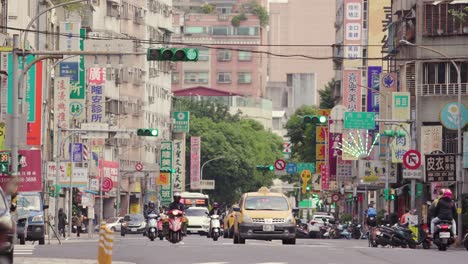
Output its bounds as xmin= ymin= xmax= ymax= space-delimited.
xmin=97 ymin=222 xmax=114 ymax=264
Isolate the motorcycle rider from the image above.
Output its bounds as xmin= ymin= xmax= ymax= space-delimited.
xmin=163 ymin=192 xmax=188 ymax=235
xmin=366 ymin=203 xmax=377 ymax=241
xmin=431 ymin=189 xmax=457 ymax=238
xmin=208 ymin=202 xmax=221 ymax=216
xmin=144 ymin=201 xmax=159 ymax=236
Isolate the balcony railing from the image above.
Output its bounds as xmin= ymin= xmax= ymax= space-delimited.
xmin=418 ymin=83 xmax=468 ymax=96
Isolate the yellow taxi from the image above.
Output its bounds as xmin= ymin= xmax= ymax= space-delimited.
xmin=233 ymin=187 xmax=298 ymax=245
xmin=223 ymin=204 xmax=238 ymax=238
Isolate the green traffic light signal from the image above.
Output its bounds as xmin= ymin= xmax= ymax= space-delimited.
xmin=268 ymin=165 xmax=274 ymax=171
xmin=383 ymin=188 xmax=390 ymax=201
xmin=147 ymin=48 xmax=198 ymax=61
xmin=256 ymin=165 xmax=274 ymax=171
xmin=160 ymin=168 xmax=176 ymax=173
xmin=383 ymin=129 xmax=406 ymax=138
xmin=0 ymin=163 xmax=8 ymax=173
xmin=137 ymin=128 xmax=158 ymax=137
xmin=303 ymin=115 xmax=327 ymax=124
xmin=306 ymin=186 xmax=311 ymax=191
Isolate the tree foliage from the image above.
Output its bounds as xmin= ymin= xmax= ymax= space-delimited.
xmin=319 ymin=79 xmax=336 ymax=109
xmin=176 ymin=99 xmax=283 ymax=206
xmin=51 ymin=0 xmax=88 ymax=14
xmin=284 ymin=105 xmax=319 ymax=164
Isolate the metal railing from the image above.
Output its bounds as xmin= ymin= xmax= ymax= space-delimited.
xmin=418 ymin=83 xmax=468 ymax=96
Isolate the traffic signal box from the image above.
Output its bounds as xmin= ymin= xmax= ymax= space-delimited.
xmin=160 ymin=168 xmax=176 ymax=173
xmin=256 ymin=165 xmax=274 ymax=171
xmin=147 ymin=48 xmax=199 ymax=61
xmin=302 ymin=115 xmax=328 ymax=124
xmin=137 ymin=128 xmax=158 ymax=137
xmin=383 ymin=188 xmax=396 ymax=201
xmin=383 ymin=130 xmax=406 ymax=138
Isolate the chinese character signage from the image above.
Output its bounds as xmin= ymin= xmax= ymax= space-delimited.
xmin=343 ymin=70 xmax=362 ymax=112
xmin=190 ymin=137 xmax=201 ymax=189
xmin=329 ymin=133 xmax=342 ymax=181
xmin=337 ymin=156 xmax=352 ymax=178
xmin=173 ymin=112 xmax=190 ymax=133
xmin=367 ymin=66 xmax=381 ymax=130
xmin=87 ymin=68 xmax=105 ymax=123
xmin=391 ymin=92 xmax=410 ymax=163
xmin=48 ymin=162 xmax=88 ymax=188
xmin=69 ymin=143 xmax=83 ymax=162
xmin=0 ymin=150 xmax=42 ymax=192
xmin=421 ymin=126 xmax=442 ymax=156
xmin=173 ymin=140 xmax=186 ymax=192
xmin=99 ymin=160 xmax=119 ymax=189
xmin=0 ymin=53 xmax=8 ymax=117
xmin=425 ymin=154 xmax=456 ymax=182
xmin=59 ymin=62 xmax=79 ymax=82
xmin=464 ymin=132 xmax=468 ymax=168
xmin=159 ymin=141 xmax=173 ymax=205
xmin=321 ymin=165 xmax=329 ymax=191
xmin=359 ymin=160 xmax=397 ymax=184
xmin=54 ymin=77 xmax=70 ymax=128
xmin=344 ymin=0 xmax=363 ymax=65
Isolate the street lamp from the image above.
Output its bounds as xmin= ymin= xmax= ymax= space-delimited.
xmin=399 ymin=39 xmax=464 ymax=241
xmin=200 ymin=156 xmax=225 ymax=193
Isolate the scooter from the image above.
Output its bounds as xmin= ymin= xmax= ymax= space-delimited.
xmin=409 ymin=224 xmax=431 ymax=249
xmin=157 ymin=213 xmax=165 ymax=241
xmin=146 ymin=213 xmax=159 ymax=241
xmin=463 ymin=231 xmax=468 ymax=251
xmin=207 ymin=213 xmax=221 ymax=241
xmin=166 ymin=209 xmax=184 ymax=244
xmin=433 ymin=220 xmax=455 ymax=251
xmin=392 ymin=223 xmax=416 ymax=248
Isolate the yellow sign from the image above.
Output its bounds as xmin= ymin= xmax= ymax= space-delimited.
xmin=157 ymin=172 xmax=170 ymax=185
xmin=316 ymin=126 xmax=327 ymax=143
xmin=0 ymin=46 xmax=13 ymax=52
xmin=301 ymin=170 xmax=312 ymax=194
xmin=316 ymin=144 xmax=326 ymax=161
xmin=0 ymin=121 xmax=5 ymax=150
xmin=130 ymin=203 xmax=140 ymax=214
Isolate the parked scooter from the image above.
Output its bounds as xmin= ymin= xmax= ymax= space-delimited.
xmin=166 ymin=209 xmax=184 ymax=244
xmin=146 ymin=213 xmax=159 ymax=241
xmin=207 ymin=212 xmax=221 ymax=241
xmin=463 ymin=230 xmax=468 ymax=251
xmin=433 ymin=220 xmax=455 ymax=251
xmin=409 ymin=224 xmax=431 ymax=249
xmin=392 ymin=223 xmax=416 ymax=248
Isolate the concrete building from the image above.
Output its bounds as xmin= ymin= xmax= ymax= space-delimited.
xmin=266 ymin=0 xmax=335 ymax=116
xmin=171 ymin=0 xmax=268 ymax=98
xmin=389 ymin=0 xmax=468 ymax=194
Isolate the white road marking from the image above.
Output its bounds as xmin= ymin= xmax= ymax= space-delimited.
xmin=14 ymin=245 xmax=36 ymax=255
xmin=192 ymin=262 xmax=229 ymax=264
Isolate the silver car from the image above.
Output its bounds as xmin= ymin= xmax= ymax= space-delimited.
xmin=307 ymin=214 xmax=335 ymax=238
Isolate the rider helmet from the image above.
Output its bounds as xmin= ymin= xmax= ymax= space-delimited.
xmin=173 ymin=192 xmax=181 ymax=203
xmin=148 ymin=201 xmax=155 ymax=209
xmin=443 ymin=189 xmax=452 ymax=199
xmin=213 ymin=202 xmax=219 ymax=209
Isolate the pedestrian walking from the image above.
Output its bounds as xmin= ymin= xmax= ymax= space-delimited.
xmin=73 ymin=212 xmax=84 ymax=237
xmin=58 ymin=208 xmax=67 ymax=238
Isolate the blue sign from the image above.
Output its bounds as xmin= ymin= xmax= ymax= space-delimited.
xmin=69 ymin=143 xmax=83 ymax=162
xmin=286 ymin=162 xmax=297 ymax=174
xmin=59 ymin=62 xmax=79 ymax=82
xmin=440 ymin=102 xmax=468 ymax=130
xmin=367 ymin=66 xmax=381 ymax=130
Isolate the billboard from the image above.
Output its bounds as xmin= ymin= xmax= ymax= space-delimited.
xmin=0 ymin=149 xmax=42 ymax=192
xmin=190 ymin=137 xmax=201 ymax=189
xmin=343 ymin=0 xmax=363 ymax=68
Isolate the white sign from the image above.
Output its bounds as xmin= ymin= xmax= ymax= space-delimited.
xmin=47 ymin=162 xmax=88 ymax=187
xmin=173 ymin=140 xmax=186 ymax=192
xmin=90 ymin=178 xmax=99 ymax=191
xmin=59 ymin=22 xmax=81 ymax=63
xmin=199 ymin=180 xmax=215 ymax=190
xmin=403 ymin=168 xmax=423 ymax=180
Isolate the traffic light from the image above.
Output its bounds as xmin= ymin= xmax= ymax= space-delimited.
xmin=306 ymin=185 xmax=311 ymax=192
xmin=49 ymin=185 xmax=61 ymax=198
xmin=160 ymin=168 xmax=176 ymax=173
xmin=383 ymin=129 xmax=406 ymax=137
xmin=0 ymin=152 xmax=10 ymax=174
xmin=303 ymin=115 xmax=327 ymax=124
xmin=0 ymin=163 xmax=8 ymax=173
xmin=256 ymin=165 xmax=274 ymax=171
xmin=390 ymin=189 xmax=396 ymax=200
xmin=147 ymin=48 xmax=199 ymax=61
xmin=137 ymin=128 xmax=158 ymax=137
xmin=383 ymin=188 xmax=390 ymax=201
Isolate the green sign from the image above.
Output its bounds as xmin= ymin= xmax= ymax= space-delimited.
xmin=70 ymin=28 xmax=86 ymax=99
xmin=394 ymin=95 xmax=409 ymax=108
xmin=173 ymin=111 xmax=190 ymax=132
xmin=344 ymin=112 xmax=375 ymax=130
xmin=7 ymin=54 xmax=36 ymax=122
xmin=297 ymin=163 xmax=315 ymax=174
xmin=159 ymin=141 xmax=173 ymax=205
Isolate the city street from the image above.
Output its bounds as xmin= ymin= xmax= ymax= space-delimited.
xmin=14 ymin=234 xmax=467 ymax=264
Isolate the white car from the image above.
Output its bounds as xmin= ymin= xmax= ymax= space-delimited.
xmin=103 ymin=217 xmax=124 ymax=232
xmin=307 ymin=214 xmax=335 ymax=238
xmin=185 ymin=207 xmax=210 ymax=235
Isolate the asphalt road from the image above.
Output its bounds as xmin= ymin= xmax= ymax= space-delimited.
xmin=17 ymin=234 xmax=468 ymax=264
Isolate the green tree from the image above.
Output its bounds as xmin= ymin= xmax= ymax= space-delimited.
xmin=284 ymin=105 xmax=319 ymax=163
xmin=177 ymin=99 xmax=283 ymax=206
xmin=318 ymin=79 xmax=336 ymax=109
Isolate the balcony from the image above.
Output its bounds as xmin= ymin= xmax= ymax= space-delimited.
xmin=418 ymin=83 xmax=468 ymax=96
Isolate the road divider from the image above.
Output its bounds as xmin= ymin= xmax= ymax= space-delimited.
xmin=98 ymin=222 xmax=114 ymax=264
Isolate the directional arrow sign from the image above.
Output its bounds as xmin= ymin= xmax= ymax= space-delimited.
xmin=274 ymin=159 xmax=286 ymax=171
xmin=403 ymin=149 xmax=421 ymax=170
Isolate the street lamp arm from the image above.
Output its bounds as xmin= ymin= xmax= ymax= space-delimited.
xmin=201 ymin=156 xmax=225 ymax=171
xmin=21 ymin=0 xmax=90 ymax=52
xmin=58 ymin=130 xmax=86 ymax=159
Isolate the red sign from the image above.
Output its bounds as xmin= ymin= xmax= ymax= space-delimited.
xmin=87 ymin=67 xmax=105 ymax=84
xmin=101 ymin=177 xmax=113 ymax=192
xmin=331 ymin=193 xmax=341 ymax=203
xmin=99 ymin=160 xmax=119 ymax=189
xmin=27 ymin=61 xmax=43 ymax=146
xmin=321 ymin=165 xmax=329 ymax=190
xmin=403 ymin=150 xmax=421 ymax=170
xmin=0 ymin=150 xmax=42 ymax=192
xmin=274 ymin=159 xmax=286 ymax=171
xmin=135 ymin=162 xmax=143 ymax=171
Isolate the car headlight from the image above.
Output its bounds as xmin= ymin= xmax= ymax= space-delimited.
xmin=31 ymin=214 xmax=44 ymax=222
xmin=242 ymin=214 xmax=252 ymax=223
xmin=285 ymin=216 xmax=294 ymax=224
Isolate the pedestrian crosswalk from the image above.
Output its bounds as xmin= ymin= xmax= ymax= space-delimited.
xmin=13 ymin=245 xmax=36 ymax=255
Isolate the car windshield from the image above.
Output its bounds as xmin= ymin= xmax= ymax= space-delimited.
xmin=17 ymin=194 xmax=41 ymax=212
xmin=185 ymin=209 xmax=208 ymax=216
xmin=124 ymin=215 xmax=144 ymax=222
xmin=106 ymin=217 xmax=119 ymax=223
xmin=314 ymin=216 xmax=334 ymax=222
xmin=244 ymin=196 xmax=289 ymax=211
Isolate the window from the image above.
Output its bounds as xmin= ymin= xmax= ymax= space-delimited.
xmin=244 ymin=196 xmax=289 ymax=211
xmin=184 ymin=71 xmax=208 ymax=84
xmin=235 ymin=27 xmax=259 ymax=36
xmin=216 ymin=7 xmax=232 ymax=14
xmin=363 ymin=0 xmax=368 ymax=29
xmin=171 ymin=72 xmax=179 ymax=84
xmin=198 ymin=49 xmax=209 ymax=61
xmin=217 ymin=72 xmax=231 ymax=83
xmin=185 ymin=208 xmax=209 ymax=216
xmin=238 ymin=51 xmax=252 ymax=61
xmin=212 ymin=26 xmax=229 ymax=35
xmin=238 ymin=72 xmax=252 ymax=84
xmin=217 ymin=50 xmax=232 ymax=61
xmin=185 ymin=26 xmax=205 ymax=34
xmin=286 ymin=74 xmax=293 ymax=86
xmin=424 ymin=3 xmax=468 ymax=36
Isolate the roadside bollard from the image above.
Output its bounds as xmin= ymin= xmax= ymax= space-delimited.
xmin=98 ymin=222 xmax=114 ymax=264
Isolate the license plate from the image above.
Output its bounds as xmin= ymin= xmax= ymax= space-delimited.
xmin=439 ymin=232 xmax=450 ymax=238
xmin=263 ymin=225 xmax=274 ymax=232
xmin=131 ymin=228 xmax=137 ymax=232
